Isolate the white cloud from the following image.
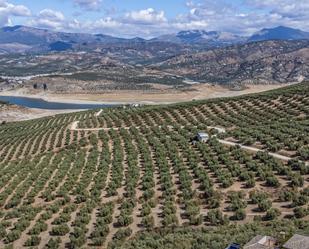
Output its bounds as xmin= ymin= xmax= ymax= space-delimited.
xmin=85 ymin=1 xmax=308 ymax=37
xmin=246 ymin=0 xmax=309 ymax=19
xmin=74 ymin=0 xmax=102 ymax=11
xmin=180 ymin=0 xmax=309 ymax=35
xmin=3 ymin=0 xmax=309 ymax=38
xmin=38 ymin=9 xmax=65 ymax=22
xmin=28 ymin=9 xmax=65 ymax=30
xmin=172 ymin=20 xmax=208 ymax=30
xmin=124 ymin=8 xmax=167 ymax=25
xmin=0 ymin=0 xmax=31 ymax=26
xmin=92 ymin=17 xmax=122 ymax=29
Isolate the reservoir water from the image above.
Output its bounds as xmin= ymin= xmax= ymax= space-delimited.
xmin=0 ymin=95 xmax=114 ymax=110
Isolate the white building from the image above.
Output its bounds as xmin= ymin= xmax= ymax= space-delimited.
xmin=197 ymin=132 xmax=209 ymax=142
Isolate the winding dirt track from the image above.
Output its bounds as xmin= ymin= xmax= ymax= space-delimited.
xmin=69 ymin=111 xmax=308 ymax=164
xmin=218 ymin=140 xmax=292 ymax=161
xmin=95 ymin=109 xmax=103 ymax=117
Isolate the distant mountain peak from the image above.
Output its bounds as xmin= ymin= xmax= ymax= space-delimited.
xmin=154 ymin=29 xmax=245 ymax=45
xmin=273 ymin=26 xmax=303 ymax=31
xmin=249 ymin=26 xmax=309 ymax=42
xmin=176 ymin=30 xmax=207 ymax=41
xmin=2 ymin=25 xmax=24 ymax=32
xmin=130 ymin=37 xmax=145 ymax=42
xmin=177 ymin=30 xmax=207 ymax=35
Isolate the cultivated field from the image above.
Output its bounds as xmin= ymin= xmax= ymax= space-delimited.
xmin=0 ymin=83 xmax=308 ymax=248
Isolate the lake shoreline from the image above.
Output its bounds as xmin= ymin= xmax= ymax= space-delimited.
xmin=0 ymin=95 xmax=118 ymax=110
xmin=0 ymin=92 xmax=115 ymax=105
xmin=0 ymin=104 xmax=86 ymax=122
xmin=0 ymin=83 xmax=294 ymax=122
xmin=0 ymin=83 xmax=290 ymax=107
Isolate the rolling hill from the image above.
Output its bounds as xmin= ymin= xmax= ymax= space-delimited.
xmin=1 ymin=25 xmax=309 ymax=90
xmin=249 ymin=26 xmax=309 ymax=42
xmin=0 ymin=82 xmax=308 ymax=248
xmin=155 ymin=40 xmax=309 ymax=85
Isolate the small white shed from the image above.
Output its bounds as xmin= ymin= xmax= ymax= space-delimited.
xmin=197 ymin=132 xmax=209 ymax=142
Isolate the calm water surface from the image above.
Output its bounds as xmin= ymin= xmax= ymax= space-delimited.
xmin=0 ymin=95 xmax=114 ymax=110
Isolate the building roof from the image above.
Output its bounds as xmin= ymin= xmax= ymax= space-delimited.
xmin=244 ymin=235 xmax=276 ymax=249
xmin=283 ymin=234 xmax=309 ymax=249
xmin=197 ymin=132 xmax=209 ymax=137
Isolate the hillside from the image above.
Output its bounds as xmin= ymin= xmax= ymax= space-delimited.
xmin=249 ymin=26 xmax=309 ymax=42
xmin=0 ymin=25 xmax=128 ymax=53
xmin=1 ymin=26 xmax=309 ymax=91
xmin=0 ymin=26 xmax=204 ymax=54
xmin=1 ymin=39 xmax=309 ymax=93
xmin=155 ymin=40 xmax=309 ymax=85
xmin=0 ymin=82 xmax=308 ymax=248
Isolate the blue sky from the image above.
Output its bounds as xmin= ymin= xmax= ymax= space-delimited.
xmin=12 ymin=0 xmax=188 ymax=18
xmin=1 ymin=0 xmax=309 ymax=37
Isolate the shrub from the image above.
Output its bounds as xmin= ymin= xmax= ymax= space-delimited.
xmin=292 ymin=194 xmax=308 ymax=207
xmin=162 ymin=214 xmax=178 ymax=227
xmin=207 ymin=209 xmax=229 ymax=225
xmin=289 ymin=173 xmax=304 ymax=187
xmin=266 ymin=176 xmax=280 ymax=187
xmin=227 ymin=191 xmax=247 ymax=211
xmin=113 ymin=227 xmax=132 ymax=241
xmin=234 ymin=209 xmax=246 ymax=221
xmin=298 ymin=146 xmax=309 ymax=160
xmin=5 ymin=230 xmax=21 ymax=243
xmin=278 ymin=188 xmax=294 ymax=202
xmin=46 ymin=237 xmax=61 ymax=249
xmin=293 ymin=207 xmax=308 ymax=218
xmin=265 ymin=208 xmax=281 ymax=220
xmin=141 ymin=215 xmax=155 ymax=229
xmin=28 ymin=221 xmax=48 ymax=235
xmin=245 ymin=177 xmax=256 ymax=188
xmin=249 ymin=191 xmax=268 ymax=204
xmin=24 ymin=235 xmax=41 ymax=247
xmin=51 ymin=224 xmax=70 ymax=236
xmin=258 ymin=199 xmax=272 ymax=212
xmin=117 ymin=214 xmax=133 ymax=227
xmin=141 ymin=204 xmax=151 ymax=217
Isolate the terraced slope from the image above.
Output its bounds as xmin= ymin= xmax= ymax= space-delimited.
xmin=0 ymin=83 xmax=308 ymax=248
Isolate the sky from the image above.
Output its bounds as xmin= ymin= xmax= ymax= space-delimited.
xmin=1 ymin=0 xmax=309 ymax=38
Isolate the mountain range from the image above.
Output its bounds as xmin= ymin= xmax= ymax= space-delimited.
xmin=0 ymin=25 xmax=309 ymax=88
xmin=1 ymin=25 xmax=309 ymax=54
xmin=152 ymin=30 xmax=246 ymax=46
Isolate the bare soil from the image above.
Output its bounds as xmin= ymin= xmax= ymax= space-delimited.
xmin=0 ymin=104 xmax=81 ymax=122
xmin=0 ymin=83 xmax=288 ymax=122
xmin=1 ymin=83 xmax=288 ymax=105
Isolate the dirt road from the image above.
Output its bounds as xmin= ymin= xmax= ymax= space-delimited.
xmin=69 ymin=120 xmax=300 ymax=163
xmin=95 ymin=109 xmax=103 ymax=117
xmin=218 ymin=139 xmax=293 ymax=161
